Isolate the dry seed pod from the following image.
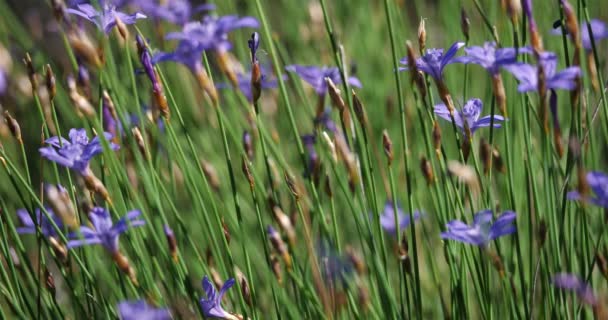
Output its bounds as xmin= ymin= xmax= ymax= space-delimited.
xmin=480 ymin=138 xmax=492 ymax=174
xmin=202 ymin=160 xmax=220 ymax=192
xmin=460 ymin=8 xmax=470 ymax=42
xmin=326 ymin=77 xmax=347 ymax=112
xmin=3 ymin=111 xmax=22 ymax=143
xmin=273 ymin=206 xmax=296 ymax=246
xmin=418 ymin=18 xmax=426 ymax=52
xmin=45 ymin=64 xmax=56 ymax=101
xmin=352 ymin=90 xmax=368 ymax=126
xmin=235 ymin=268 xmax=252 ymax=306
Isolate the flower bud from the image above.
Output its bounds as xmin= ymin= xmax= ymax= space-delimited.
xmin=3 ymin=111 xmax=21 ymax=144
xmin=506 ymin=0 xmax=521 ymax=25
xmin=243 ymin=131 xmax=253 ymax=160
xmin=241 ymin=157 xmax=254 ymax=189
xmin=480 ymin=138 xmax=491 ymax=174
xmin=418 ymin=18 xmax=426 ymax=53
xmin=352 ymin=90 xmax=368 ymax=127
xmin=164 ymin=225 xmax=178 ymax=262
xmin=235 ymin=268 xmax=252 ymax=306
xmin=326 ymin=77 xmax=346 ymax=113
xmin=202 ymin=160 xmax=220 ymax=192
xmin=67 ymin=75 xmax=96 ymax=118
xmin=112 ymin=251 xmax=138 ymax=285
xmin=45 ymin=64 xmax=56 ymax=101
xmin=284 ymin=171 xmax=299 ymax=201
xmin=460 ymin=8 xmax=470 ymax=42
xmin=267 ymin=226 xmax=291 ymax=269
xmin=132 ymin=127 xmax=147 ymax=158
xmin=270 ymin=254 xmax=283 ymax=283
xmin=81 ymin=169 xmax=112 ymax=205
xmin=382 ymin=130 xmax=393 ymax=166
xmin=273 ymin=206 xmax=296 ymax=246
xmin=420 ymin=156 xmax=434 ymax=185
xmin=46 ymin=184 xmax=78 ymax=228
xmin=222 ymin=218 xmax=231 ymax=244
xmin=115 ymin=16 xmax=129 ymax=40
xmin=251 ymin=61 xmax=262 ymax=104
xmin=432 ymin=120 xmax=442 ymax=157
xmin=23 ymin=53 xmax=37 ymax=91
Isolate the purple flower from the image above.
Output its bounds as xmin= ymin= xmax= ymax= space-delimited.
xmin=503 ymin=52 xmax=581 ymax=92
xmin=117 ymin=300 xmax=171 ymax=320
xmin=248 ymin=31 xmax=260 ymax=63
xmin=454 ymin=42 xmax=526 ymax=75
xmin=302 ymin=134 xmax=319 ymax=178
xmin=67 ymin=4 xmax=146 ymax=34
xmin=434 ymin=98 xmax=504 ymax=136
xmin=285 ymin=65 xmax=362 ymax=95
xmin=567 ymin=171 xmax=608 ymax=208
xmin=441 ymin=210 xmax=516 ymax=246
xmin=379 ymin=201 xmax=421 ymax=235
xmin=136 ymin=35 xmax=162 ymax=92
xmin=39 ymin=128 xmax=119 ymax=175
xmin=153 ymin=40 xmax=205 ymax=73
xmin=217 ymin=67 xmax=280 ymax=102
xmin=552 ymin=19 xmax=608 ymax=51
xmin=165 ymin=15 xmax=259 ymax=53
xmin=399 ymin=42 xmax=465 ymax=80
xmin=134 ymin=0 xmax=215 ymax=25
xmin=317 ymin=240 xmax=354 ymax=284
xmin=552 ymin=273 xmax=598 ymax=305
xmin=200 ymin=275 xmax=236 ymax=319
xmin=314 ymin=108 xmax=338 ymax=133
xmin=67 ymin=207 xmax=144 ymax=254
xmin=16 ymin=208 xmax=63 ymax=238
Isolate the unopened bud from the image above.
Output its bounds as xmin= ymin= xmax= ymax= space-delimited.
xmin=68 ymin=31 xmax=103 ymax=67
xmin=270 ymin=254 xmax=283 ymax=283
xmin=243 ymin=131 xmax=253 ymax=160
xmin=132 ymin=127 xmax=147 ymax=158
xmin=202 ymin=160 xmax=220 ymax=192
xmin=267 ymin=226 xmax=291 ymax=269
xmin=432 ymin=120 xmax=442 ymax=156
xmin=418 ymin=18 xmax=426 ymax=53
xmin=67 ymin=76 xmax=96 ymax=118
xmin=3 ymin=111 xmax=21 ymax=144
xmin=460 ymin=8 xmax=470 ymax=42
xmin=115 ymin=16 xmax=129 ymax=40
xmin=45 ymin=269 xmax=56 ymax=298
xmin=492 ymin=146 xmax=505 ymax=173
xmin=506 ymin=0 xmax=521 ymax=25
xmin=45 ymin=64 xmax=56 ymax=101
xmin=345 ymin=246 xmax=366 ymax=275
xmin=222 ymin=218 xmax=231 ymax=244
xmin=164 ymin=225 xmax=178 ymax=262
xmin=326 ymin=77 xmax=346 ymax=112
xmin=382 ymin=130 xmax=393 ymax=166
xmin=112 ymin=251 xmax=138 ymax=285
xmin=352 ymin=90 xmax=368 ymax=126
xmin=23 ymin=53 xmax=37 ymax=91
xmin=241 ymin=158 xmax=254 ymax=189
xmin=251 ymin=61 xmax=262 ymax=103
xmin=488 ymin=250 xmax=505 ymax=277
xmin=537 ymin=219 xmax=547 ymax=247
xmin=284 ymin=171 xmax=299 ymax=201
xmin=273 ymin=206 xmax=296 ymax=246
xmin=235 ymin=268 xmax=252 ymax=306
xmin=420 ymin=156 xmax=434 ymax=185
xmin=82 ymin=169 xmax=112 ymax=205
xmin=46 ymin=184 xmax=77 ymax=228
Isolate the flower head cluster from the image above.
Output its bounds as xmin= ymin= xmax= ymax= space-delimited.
xmin=285 ymin=65 xmax=362 ymax=95
xmin=552 ymin=19 xmax=608 ymax=51
xmin=67 ymin=3 xmax=146 ymax=34
xmin=568 ymin=171 xmax=608 ymax=208
xmin=39 ymin=128 xmax=119 ymax=175
xmin=441 ymin=210 xmax=516 ymax=246
xmin=67 ymin=207 xmax=144 ymax=254
xmin=134 ymin=0 xmax=215 ymax=25
xmin=399 ymin=42 xmax=464 ymax=80
xmin=454 ymin=42 xmax=525 ymax=75
xmin=200 ymin=275 xmax=236 ymax=319
xmin=434 ymin=98 xmax=504 ymax=136
xmin=503 ymin=52 xmax=581 ymax=92
xmin=217 ymin=65 xmax=281 ymax=102
xmin=154 ymin=15 xmax=259 ymax=73
xmin=379 ymin=201 xmax=421 ymax=235
xmin=117 ymin=299 xmax=171 ymax=320
xmin=165 ymin=15 xmax=260 ymax=53
xmin=16 ymin=208 xmax=64 ymax=238
xmin=552 ymin=273 xmax=598 ymax=306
